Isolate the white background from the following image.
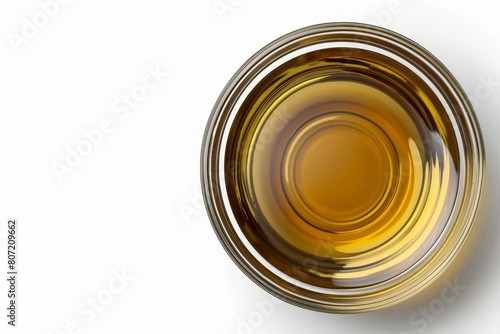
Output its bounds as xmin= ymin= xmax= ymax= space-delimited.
xmin=1 ymin=0 xmax=499 ymax=333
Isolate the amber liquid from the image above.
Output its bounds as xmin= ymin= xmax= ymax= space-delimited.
xmin=225 ymin=49 xmax=459 ymax=288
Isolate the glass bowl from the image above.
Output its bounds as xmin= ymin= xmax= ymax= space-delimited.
xmin=201 ymin=22 xmax=485 ymax=313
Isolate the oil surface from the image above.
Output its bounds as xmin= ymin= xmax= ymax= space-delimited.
xmin=225 ymin=48 xmax=459 ymax=288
